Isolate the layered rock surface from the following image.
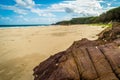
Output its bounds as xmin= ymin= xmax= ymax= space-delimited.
xmin=33 ymin=22 xmax=120 ymax=80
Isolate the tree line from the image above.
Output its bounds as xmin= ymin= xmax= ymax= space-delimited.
xmin=55 ymin=6 xmax=120 ymax=25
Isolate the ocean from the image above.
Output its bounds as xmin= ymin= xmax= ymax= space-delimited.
xmin=0 ymin=24 xmax=50 ymax=28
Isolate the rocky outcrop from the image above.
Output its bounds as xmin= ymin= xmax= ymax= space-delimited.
xmin=33 ymin=22 xmax=120 ymax=80
xmin=98 ymin=22 xmax=120 ymax=43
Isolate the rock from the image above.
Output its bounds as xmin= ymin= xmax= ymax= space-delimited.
xmin=98 ymin=22 xmax=120 ymax=43
xmin=33 ymin=23 xmax=120 ymax=80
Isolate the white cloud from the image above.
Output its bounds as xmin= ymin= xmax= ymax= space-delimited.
xmin=30 ymin=8 xmax=56 ymax=17
xmin=15 ymin=0 xmax=35 ymax=8
xmin=14 ymin=0 xmax=55 ymax=17
xmin=0 ymin=0 xmax=117 ymax=24
xmin=46 ymin=0 xmax=104 ymax=16
xmin=0 ymin=16 xmax=12 ymax=21
xmin=0 ymin=4 xmax=28 ymax=15
xmin=17 ymin=15 xmax=29 ymax=21
xmin=0 ymin=0 xmax=113 ymax=17
xmin=19 ymin=17 xmax=57 ymax=24
xmin=0 ymin=0 xmax=55 ymax=17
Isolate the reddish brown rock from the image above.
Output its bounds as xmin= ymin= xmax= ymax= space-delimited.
xmin=33 ymin=23 xmax=120 ymax=80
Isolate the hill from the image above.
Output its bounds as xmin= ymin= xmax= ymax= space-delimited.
xmin=55 ymin=6 xmax=120 ymax=25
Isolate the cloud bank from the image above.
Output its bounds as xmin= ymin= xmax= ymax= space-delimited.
xmin=0 ymin=0 xmax=118 ymax=24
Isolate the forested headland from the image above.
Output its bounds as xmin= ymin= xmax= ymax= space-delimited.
xmin=55 ymin=6 xmax=120 ymax=25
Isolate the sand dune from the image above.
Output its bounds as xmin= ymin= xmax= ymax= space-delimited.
xmin=0 ymin=25 xmax=105 ymax=80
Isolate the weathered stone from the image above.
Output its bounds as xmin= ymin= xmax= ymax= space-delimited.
xmin=33 ymin=23 xmax=120 ymax=80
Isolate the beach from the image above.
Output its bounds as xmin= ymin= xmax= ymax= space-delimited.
xmin=0 ymin=25 xmax=105 ymax=80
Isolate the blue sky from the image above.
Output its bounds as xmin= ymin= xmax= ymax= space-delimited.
xmin=0 ymin=0 xmax=120 ymax=25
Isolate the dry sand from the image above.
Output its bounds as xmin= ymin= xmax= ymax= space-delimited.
xmin=0 ymin=25 xmax=105 ymax=80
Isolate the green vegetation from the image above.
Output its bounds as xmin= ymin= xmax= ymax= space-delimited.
xmin=55 ymin=6 xmax=120 ymax=25
xmin=89 ymin=23 xmax=112 ymax=28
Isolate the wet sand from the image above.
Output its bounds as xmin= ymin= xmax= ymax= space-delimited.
xmin=0 ymin=25 xmax=105 ymax=80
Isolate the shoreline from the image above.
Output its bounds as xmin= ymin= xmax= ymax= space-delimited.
xmin=0 ymin=24 xmax=102 ymax=29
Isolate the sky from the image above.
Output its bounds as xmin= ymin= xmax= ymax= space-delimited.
xmin=0 ymin=0 xmax=120 ymax=25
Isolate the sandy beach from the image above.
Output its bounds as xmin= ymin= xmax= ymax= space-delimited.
xmin=0 ymin=25 xmax=105 ymax=80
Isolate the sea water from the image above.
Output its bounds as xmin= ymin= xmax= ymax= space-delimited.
xmin=0 ymin=24 xmax=50 ymax=28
